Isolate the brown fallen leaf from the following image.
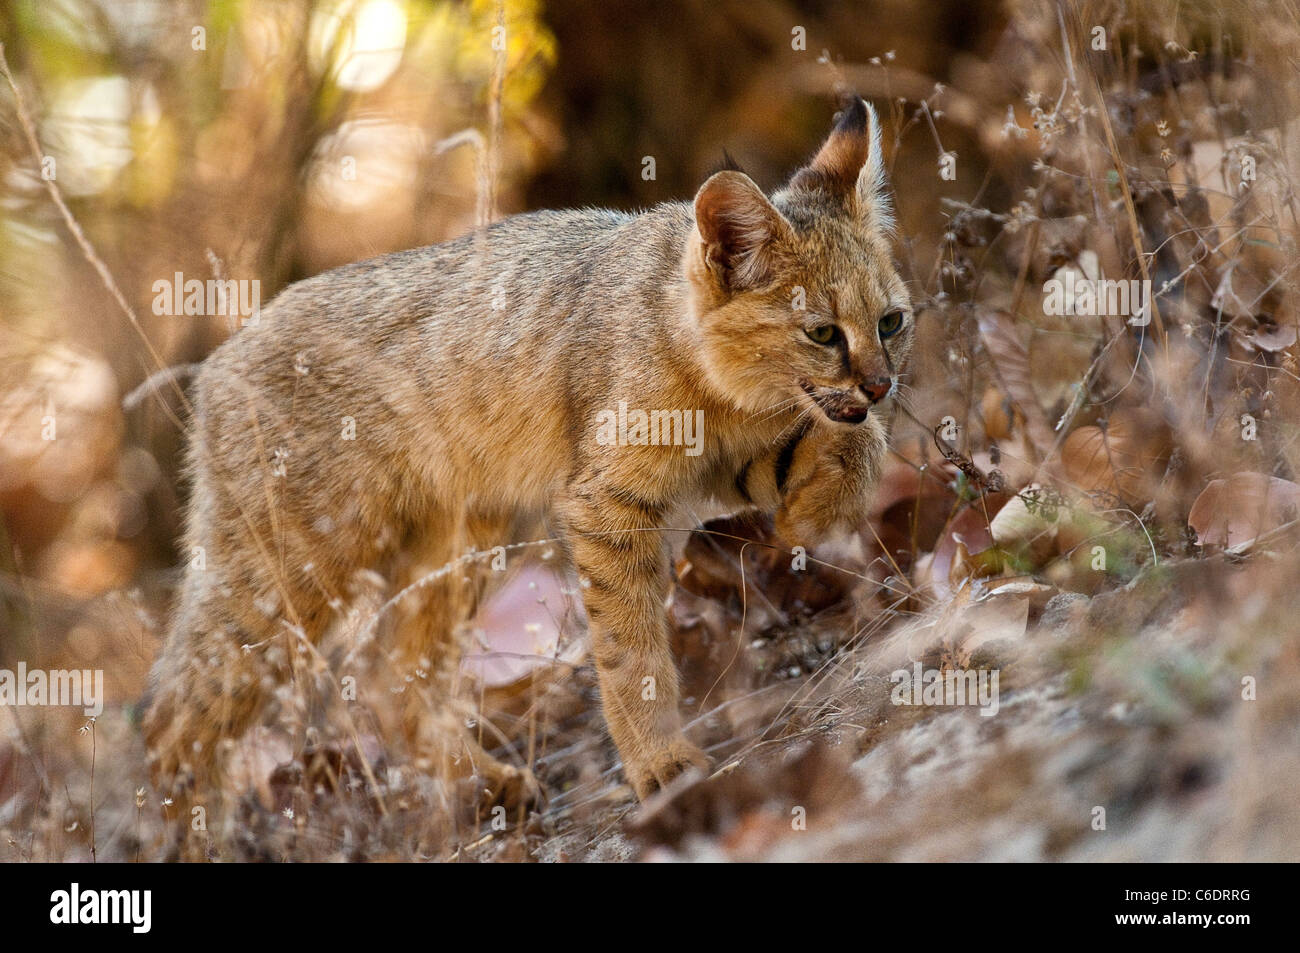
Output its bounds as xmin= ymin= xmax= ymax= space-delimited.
xmin=988 ymin=484 xmax=1060 ymax=568
xmin=868 ymin=460 xmax=957 ymax=574
xmin=1060 ymin=408 xmax=1170 ymax=506
xmin=1211 ymin=263 xmax=1270 ymax=319
xmin=675 ymin=511 xmax=850 ymax=618
xmin=926 ymin=493 xmax=1010 ymax=598
xmin=1247 ymin=320 xmax=1298 ymax=353
xmin=978 ymin=310 xmax=1056 ymax=457
xmin=1187 ymin=472 xmax=1300 ymax=552
xmin=981 ymin=385 xmax=1019 ymax=442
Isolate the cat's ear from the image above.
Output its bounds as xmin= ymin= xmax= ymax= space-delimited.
xmin=693 ymin=170 xmax=792 ymax=293
xmin=791 ymin=95 xmax=894 ymax=229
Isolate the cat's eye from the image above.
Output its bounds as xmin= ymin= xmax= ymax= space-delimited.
xmin=878 ymin=311 xmax=905 ymax=339
xmin=806 ymin=324 xmax=838 ymax=345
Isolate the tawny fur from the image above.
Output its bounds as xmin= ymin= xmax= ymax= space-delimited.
xmin=142 ymin=96 xmax=913 ymax=808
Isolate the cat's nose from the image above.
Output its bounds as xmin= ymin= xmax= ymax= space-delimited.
xmin=860 ymin=376 xmax=892 ymax=403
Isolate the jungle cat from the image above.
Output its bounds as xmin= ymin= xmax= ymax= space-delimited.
xmin=142 ymin=95 xmax=913 ymax=809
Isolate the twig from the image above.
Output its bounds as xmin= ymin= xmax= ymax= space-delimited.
xmin=122 ymin=363 xmax=202 ymax=412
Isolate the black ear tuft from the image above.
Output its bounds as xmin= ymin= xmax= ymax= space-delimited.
xmin=789 ymin=93 xmax=873 ymax=199
xmin=789 ymin=92 xmax=890 ymax=225
xmin=833 ymin=92 xmax=868 ymax=134
xmin=711 ymin=149 xmax=747 ymax=176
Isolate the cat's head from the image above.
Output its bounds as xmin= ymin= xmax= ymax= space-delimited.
xmin=685 ymin=95 xmax=912 ymax=426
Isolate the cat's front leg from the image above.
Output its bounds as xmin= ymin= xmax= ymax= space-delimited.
xmin=773 ymin=415 xmax=889 ymax=545
xmin=559 ymin=477 xmax=709 ymax=799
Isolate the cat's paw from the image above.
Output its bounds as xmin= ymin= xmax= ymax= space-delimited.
xmin=626 ymin=740 xmax=710 ymax=800
xmin=774 ymin=499 xmax=829 ymax=548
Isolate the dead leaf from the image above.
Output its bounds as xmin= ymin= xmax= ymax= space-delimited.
xmin=988 ymin=485 xmax=1060 ymax=567
xmin=1247 ymin=321 xmax=1298 ymax=353
xmin=1211 ymin=264 xmax=1268 ymax=319
xmin=928 ymin=493 xmax=1010 ymax=598
xmin=1060 ymin=408 xmax=1170 ymax=505
xmin=462 ymin=566 xmax=586 ymax=689
xmin=869 ymin=461 xmax=957 ymax=574
xmin=932 ymin=582 xmax=1030 ymax=665
xmin=1187 ymin=472 xmax=1300 ymax=551
xmin=981 ymin=386 xmax=1017 ymax=441
xmin=675 ymin=511 xmax=849 ymax=617
xmin=978 ymin=310 xmax=1056 ymax=457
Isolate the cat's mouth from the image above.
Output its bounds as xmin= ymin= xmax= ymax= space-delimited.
xmin=800 ymin=381 xmax=870 ymax=424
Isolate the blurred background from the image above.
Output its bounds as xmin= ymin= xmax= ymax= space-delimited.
xmin=3 ymin=0 xmax=1299 ymax=861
